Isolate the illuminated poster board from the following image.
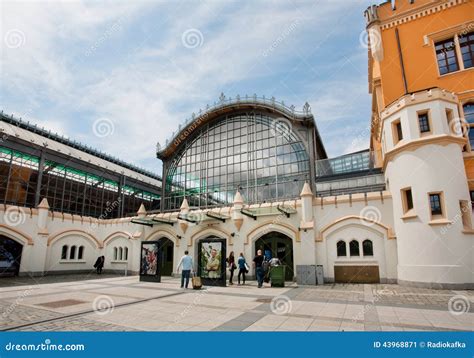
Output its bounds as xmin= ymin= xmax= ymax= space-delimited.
xmin=139 ymin=241 xmax=161 ymax=282
xmin=198 ymin=238 xmax=226 ymax=287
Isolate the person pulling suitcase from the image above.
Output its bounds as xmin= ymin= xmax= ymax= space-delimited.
xmin=177 ymin=250 xmax=193 ymax=289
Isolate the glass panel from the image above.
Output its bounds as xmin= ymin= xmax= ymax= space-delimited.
xmin=164 ymin=114 xmax=309 ymax=209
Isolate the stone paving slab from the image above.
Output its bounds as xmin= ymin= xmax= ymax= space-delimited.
xmin=15 ymin=316 xmax=143 ymax=332
xmin=1 ymin=276 xmax=472 ymax=332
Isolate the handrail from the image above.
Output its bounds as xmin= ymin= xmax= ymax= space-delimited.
xmin=156 ymin=93 xmax=313 ymax=154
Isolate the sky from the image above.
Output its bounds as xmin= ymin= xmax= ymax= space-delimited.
xmin=1 ymin=0 xmax=376 ymax=175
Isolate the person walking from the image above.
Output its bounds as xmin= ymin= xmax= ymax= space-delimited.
xmin=253 ymin=249 xmax=265 ymax=288
xmin=226 ymin=251 xmax=236 ymax=285
xmin=237 ymin=253 xmax=247 ymax=285
xmin=177 ymin=250 xmax=193 ymax=289
xmin=93 ymin=255 xmax=104 ymax=274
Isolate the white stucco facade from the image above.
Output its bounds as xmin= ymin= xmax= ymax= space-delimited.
xmin=0 ymin=88 xmax=472 ymax=289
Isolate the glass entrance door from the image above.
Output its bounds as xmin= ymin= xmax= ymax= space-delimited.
xmin=255 ymin=232 xmax=293 ymax=280
xmin=0 ymin=236 xmax=23 ymax=277
xmin=158 ymin=238 xmax=174 ymax=276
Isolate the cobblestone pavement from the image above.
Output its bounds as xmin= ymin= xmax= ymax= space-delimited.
xmin=0 ymin=276 xmax=472 ymax=332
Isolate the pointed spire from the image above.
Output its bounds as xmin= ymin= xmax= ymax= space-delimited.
xmin=137 ymin=203 xmax=147 ymax=216
xmin=233 ymin=191 xmax=244 ymax=205
xmin=300 ymin=182 xmax=313 ymax=197
xmin=37 ymin=198 xmax=50 ymax=209
xmin=180 ymin=198 xmax=189 ymax=211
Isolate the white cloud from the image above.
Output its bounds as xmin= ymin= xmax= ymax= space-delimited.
xmin=1 ymin=0 xmax=374 ymax=172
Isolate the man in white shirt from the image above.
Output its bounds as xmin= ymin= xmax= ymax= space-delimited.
xmin=177 ymin=250 xmax=193 ymax=288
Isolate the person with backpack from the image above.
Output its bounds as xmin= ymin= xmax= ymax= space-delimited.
xmin=93 ymin=255 xmax=104 ymax=274
xmin=237 ymin=252 xmax=247 ymax=285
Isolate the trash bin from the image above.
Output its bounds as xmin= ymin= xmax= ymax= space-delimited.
xmin=270 ymin=265 xmax=285 ymax=287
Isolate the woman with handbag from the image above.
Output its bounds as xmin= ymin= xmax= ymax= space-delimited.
xmin=226 ymin=251 xmax=236 ymax=285
xmin=237 ymin=252 xmax=247 ymax=285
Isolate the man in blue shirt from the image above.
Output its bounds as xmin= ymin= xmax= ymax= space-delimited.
xmin=177 ymin=250 xmax=194 ymax=288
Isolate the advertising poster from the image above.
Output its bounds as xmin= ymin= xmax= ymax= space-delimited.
xmin=198 ymin=238 xmax=226 ymax=286
xmin=140 ymin=241 xmax=161 ymax=282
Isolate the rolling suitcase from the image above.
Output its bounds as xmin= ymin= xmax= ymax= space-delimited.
xmin=192 ymin=273 xmax=202 ymax=290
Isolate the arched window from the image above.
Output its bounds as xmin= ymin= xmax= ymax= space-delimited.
xmin=114 ymin=247 xmax=118 ymax=260
xmin=69 ymin=245 xmax=77 ymax=259
xmin=119 ymin=247 xmax=123 ymax=261
xmin=336 ymin=240 xmax=346 ymax=257
xmin=164 ymin=113 xmax=310 ymax=209
xmin=78 ymin=246 xmax=84 ymax=260
xmin=124 ymin=247 xmax=128 ymax=261
xmin=349 ymin=240 xmax=360 ymax=256
xmin=363 ymin=240 xmax=373 ymax=256
xmin=61 ymin=245 xmax=68 ymax=260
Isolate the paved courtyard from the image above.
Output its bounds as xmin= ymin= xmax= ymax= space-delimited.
xmin=0 ymin=276 xmax=472 ymax=332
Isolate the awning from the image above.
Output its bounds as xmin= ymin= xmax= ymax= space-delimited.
xmin=131 ymin=216 xmax=177 ymax=227
xmin=178 ymin=210 xmax=231 ymax=224
xmin=131 ymin=218 xmax=155 ymax=227
xmin=241 ymin=203 xmax=297 ymax=220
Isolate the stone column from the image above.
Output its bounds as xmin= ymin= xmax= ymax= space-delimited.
xmin=130 ymin=203 xmax=147 ymax=274
xmin=179 ymin=198 xmax=189 ymax=235
xmin=35 ymin=198 xmax=50 ymax=276
xmin=298 ymin=182 xmax=316 ymax=266
xmin=231 ymin=190 xmax=245 ymax=258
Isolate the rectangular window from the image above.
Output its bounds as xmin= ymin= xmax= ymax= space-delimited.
xmin=464 ymin=103 xmax=474 ymax=150
xmin=460 ymin=200 xmax=472 ymax=230
xmin=470 ymin=190 xmax=474 ymax=209
xmin=459 ymin=31 xmax=474 ymax=69
xmin=429 ymin=193 xmax=443 ymax=216
xmin=435 ymin=38 xmax=459 ymax=75
xmin=401 ymin=187 xmax=414 ymax=214
xmin=418 ymin=112 xmax=431 ymax=133
xmin=392 ymin=119 xmax=403 ymax=145
xmin=446 ymin=108 xmax=454 ymax=134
